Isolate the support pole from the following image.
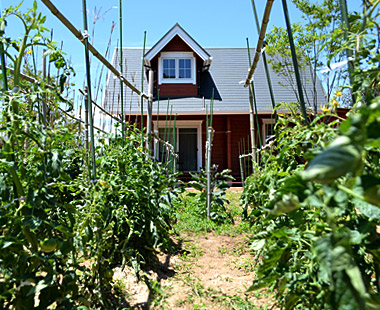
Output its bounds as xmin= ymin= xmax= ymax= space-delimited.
xmin=338 ymin=0 xmax=355 ymax=94
xmin=281 ymin=0 xmax=309 ymax=125
xmin=82 ymin=0 xmax=97 ymax=181
xmin=248 ymin=85 xmax=257 ymax=162
xmin=84 ymin=86 xmax=89 ymax=152
xmin=0 ymin=15 xmax=8 ymax=92
xmin=42 ymin=49 xmax=48 ymax=127
xmin=206 ymin=127 xmax=214 ymax=219
xmin=146 ymin=69 xmax=154 ymax=151
xmin=244 ymin=0 xmax=274 ymax=87
xmin=119 ymin=0 xmax=125 ymax=143
xmin=238 ymin=141 xmax=245 ymax=187
xmin=141 ymin=31 xmax=147 ymax=142
xmin=41 ymin=0 xmax=148 ymax=100
xmin=251 ymin=0 xmax=277 ymax=122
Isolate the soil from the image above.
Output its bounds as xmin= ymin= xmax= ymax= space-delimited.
xmin=114 ymin=232 xmax=276 ymax=309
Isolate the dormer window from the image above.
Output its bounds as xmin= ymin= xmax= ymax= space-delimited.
xmin=159 ymin=52 xmax=196 ymax=85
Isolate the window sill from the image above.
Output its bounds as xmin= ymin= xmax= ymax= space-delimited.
xmin=159 ymin=78 xmax=196 ymax=85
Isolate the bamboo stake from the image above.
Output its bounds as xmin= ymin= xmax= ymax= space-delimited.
xmin=78 ymin=101 xmax=82 ymax=139
xmin=41 ymin=0 xmax=148 ymax=100
xmin=206 ymin=126 xmax=212 ymax=219
xmin=84 ymin=86 xmax=89 ymax=152
xmin=244 ymin=0 xmax=274 ymax=87
xmin=210 ymin=88 xmax=214 ymax=128
xmin=162 ymin=99 xmax=170 ymax=162
xmin=0 ymin=22 xmax=8 ymax=91
xmin=250 ymin=1 xmax=278 ymax=122
xmin=246 ymin=39 xmax=262 ymax=150
xmin=281 ymin=0 xmax=309 ymax=125
xmin=242 ymin=137 xmax=246 ymax=177
xmin=167 ymin=105 xmax=173 ymax=164
xmin=338 ymin=0 xmax=355 ymax=92
xmin=119 ymin=0 xmax=125 ymax=142
xmin=146 ymin=69 xmax=154 ymax=151
xmin=172 ymin=113 xmax=177 ymax=172
xmin=238 ymin=141 xmax=245 ymax=187
xmin=42 ymin=49 xmax=48 ymax=127
xmin=206 ymin=104 xmax=209 ymax=141
xmin=31 ymin=47 xmax=41 ymax=122
xmin=156 ymin=89 xmax=160 ymax=126
xmin=141 ymin=31 xmax=147 ymax=142
xmin=82 ymin=0 xmax=97 ymax=181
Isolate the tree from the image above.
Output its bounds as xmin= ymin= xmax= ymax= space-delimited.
xmin=265 ymin=0 xmax=357 ymax=114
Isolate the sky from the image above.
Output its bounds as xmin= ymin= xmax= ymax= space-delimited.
xmin=0 ymin=0 xmax=364 ymax=130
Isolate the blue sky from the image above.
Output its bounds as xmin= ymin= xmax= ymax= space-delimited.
xmin=0 ymin=0 xmax=363 ymax=114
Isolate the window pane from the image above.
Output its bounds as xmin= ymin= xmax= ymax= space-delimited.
xmin=163 ymin=59 xmax=176 ymax=79
xmin=178 ymin=59 xmax=191 ymax=79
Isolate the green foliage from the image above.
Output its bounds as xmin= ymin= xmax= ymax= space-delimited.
xmin=75 ymin=131 xmax=179 ymax=307
xmin=243 ymin=2 xmax=380 ymax=309
xmin=0 ymin=3 xmax=180 ymax=309
xmin=187 ymin=165 xmax=234 ymax=224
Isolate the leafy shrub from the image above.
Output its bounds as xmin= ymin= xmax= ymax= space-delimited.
xmin=187 ymin=165 xmax=234 ymax=224
xmin=242 ymin=2 xmax=380 ymax=308
xmin=74 ymin=131 xmax=180 ymax=307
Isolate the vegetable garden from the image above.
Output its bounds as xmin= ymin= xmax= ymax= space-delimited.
xmin=0 ymin=0 xmax=380 ymax=309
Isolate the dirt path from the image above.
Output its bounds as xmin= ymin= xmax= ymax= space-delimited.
xmin=115 ymin=232 xmax=275 ymax=309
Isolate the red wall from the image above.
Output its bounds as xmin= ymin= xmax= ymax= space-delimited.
xmin=161 ymin=35 xmax=192 ymax=52
xmin=127 ymin=114 xmax=251 ymax=181
xmin=158 ymin=83 xmax=198 ymax=97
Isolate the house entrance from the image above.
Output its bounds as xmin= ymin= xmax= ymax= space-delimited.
xmin=154 ymin=120 xmax=202 ymax=172
xmin=178 ymin=128 xmax=197 ymax=171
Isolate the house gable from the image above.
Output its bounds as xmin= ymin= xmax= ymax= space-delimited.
xmin=145 ymin=24 xmax=212 ymax=98
xmin=144 ymin=23 xmax=211 ymax=66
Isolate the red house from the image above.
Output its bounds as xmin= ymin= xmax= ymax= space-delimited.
xmin=104 ymin=24 xmax=327 ymax=182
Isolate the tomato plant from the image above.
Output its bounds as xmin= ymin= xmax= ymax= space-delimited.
xmin=243 ymin=2 xmax=380 ymax=309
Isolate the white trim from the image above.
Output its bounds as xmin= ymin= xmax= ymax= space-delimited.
xmin=153 ymin=120 xmax=203 ymax=172
xmin=145 ymin=24 xmax=210 ymax=63
xmin=158 ymin=52 xmax=196 ymax=85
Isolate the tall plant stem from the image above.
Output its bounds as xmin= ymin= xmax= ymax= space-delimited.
xmin=82 ymin=0 xmax=97 ymax=181
xmin=281 ymin=0 xmax=309 ymax=126
xmin=119 ymin=0 xmax=125 ymax=143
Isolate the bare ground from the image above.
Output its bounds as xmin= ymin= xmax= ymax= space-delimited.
xmin=114 ymin=232 xmax=276 ymax=309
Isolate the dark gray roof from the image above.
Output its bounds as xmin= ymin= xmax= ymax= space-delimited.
xmin=103 ymin=47 xmax=327 ymax=115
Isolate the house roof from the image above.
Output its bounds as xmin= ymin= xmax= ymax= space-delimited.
xmin=144 ymin=23 xmax=212 ymax=67
xmin=103 ymin=47 xmax=327 ymax=116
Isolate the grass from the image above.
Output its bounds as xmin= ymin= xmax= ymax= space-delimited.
xmin=172 ymin=190 xmax=252 ymax=236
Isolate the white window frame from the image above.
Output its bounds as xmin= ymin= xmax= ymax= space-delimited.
xmin=262 ymin=118 xmax=275 ymax=145
xmin=153 ymin=120 xmax=203 ymax=172
xmin=158 ymin=52 xmax=196 ymax=85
